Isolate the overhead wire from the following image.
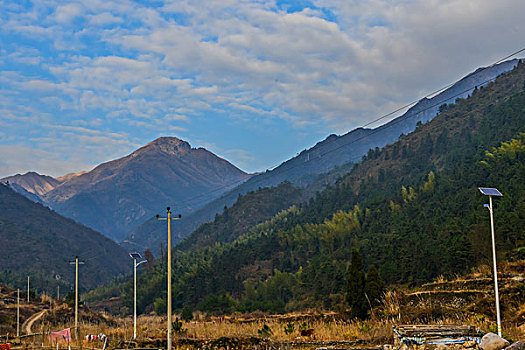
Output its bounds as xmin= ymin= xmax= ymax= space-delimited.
xmin=164 ymin=48 xmax=525 ymax=212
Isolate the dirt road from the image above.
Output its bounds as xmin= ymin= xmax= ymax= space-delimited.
xmin=22 ymin=309 xmax=47 ymax=334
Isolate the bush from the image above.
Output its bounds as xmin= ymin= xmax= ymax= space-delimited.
xmin=181 ymin=305 xmax=193 ymax=321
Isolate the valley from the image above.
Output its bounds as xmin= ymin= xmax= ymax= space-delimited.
xmin=1 ymin=41 xmax=524 ymax=350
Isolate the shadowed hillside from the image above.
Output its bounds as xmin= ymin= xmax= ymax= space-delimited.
xmin=0 ymin=183 xmax=130 ymax=292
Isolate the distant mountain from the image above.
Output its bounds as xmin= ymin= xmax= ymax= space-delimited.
xmin=0 ymin=183 xmax=129 ymax=292
xmin=1 ymin=171 xmax=60 ymax=198
xmin=56 ymin=171 xmax=88 ymax=183
xmin=125 ymin=59 xmax=520 ymax=250
xmin=39 ymin=137 xmax=252 ymax=242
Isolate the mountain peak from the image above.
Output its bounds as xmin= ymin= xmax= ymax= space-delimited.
xmin=140 ymin=136 xmax=191 ymax=156
xmin=1 ymin=171 xmax=60 ymax=196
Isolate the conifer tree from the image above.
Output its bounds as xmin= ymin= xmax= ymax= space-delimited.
xmin=346 ymin=248 xmax=368 ymax=319
xmin=365 ymin=265 xmax=384 ymax=307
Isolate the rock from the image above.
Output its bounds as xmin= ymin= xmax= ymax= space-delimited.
xmin=480 ymin=333 xmax=510 ymax=350
xmin=504 ymin=341 xmax=525 ymax=350
xmin=463 ymin=340 xmax=478 ymax=348
xmin=383 ymin=344 xmax=393 ymax=350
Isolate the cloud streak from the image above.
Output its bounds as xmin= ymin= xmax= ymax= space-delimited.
xmin=1 ymin=0 xmax=524 ymax=176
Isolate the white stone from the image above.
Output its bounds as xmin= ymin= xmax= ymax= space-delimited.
xmin=480 ymin=333 xmax=510 ymax=350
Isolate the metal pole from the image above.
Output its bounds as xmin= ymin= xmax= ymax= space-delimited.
xmin=27 ymin=276 xmax=30 ymax=303
xmin=489 ymin=196 xmax=502 ymax=337
xmin=134 ymin=258 xmax=137 ymax=340
xmin=17 ymin=288 xmax=20 ymax=337
xmin=167 ymin=209 xmax=172 ymax=350
xmin=75 ymin=256 xmax=79 ymax=340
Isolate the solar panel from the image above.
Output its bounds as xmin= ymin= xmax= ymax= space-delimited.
xmin=129 ymin=252 xmax=142 ymax=259
xmin=478 ymin=187 xmax=503 ymax=196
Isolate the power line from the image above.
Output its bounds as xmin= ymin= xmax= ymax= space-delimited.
xmin=335 ymin=86 xmax=525 ymax=170
xmin=167 ymin=48 xmax=524 ymax=211
xmin=361 ymin=47 xmax=525 ymax=130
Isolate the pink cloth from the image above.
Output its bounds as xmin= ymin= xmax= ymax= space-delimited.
xmin=49 ymin=328 xmax=71 ymax=344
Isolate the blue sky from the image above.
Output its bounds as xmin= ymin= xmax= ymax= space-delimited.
xmin=1 ymin=0 xmax=524 ymax=178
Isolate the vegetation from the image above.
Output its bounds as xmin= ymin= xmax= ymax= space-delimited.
xmin=0 ymin=184 xmax=130 ymax=292
xmin=86 ymin=61 xmax=525 ymax=319
xmin=176 ymin=181 xmax=304 ymax=251
xmin=346 ymin=249 xmax=367 ymax=320
xmin=3 ymin=258 xmax=525 ymax=348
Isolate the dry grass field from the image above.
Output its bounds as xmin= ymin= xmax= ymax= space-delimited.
xmin=3 ymin=262 xmax=524 ymax=349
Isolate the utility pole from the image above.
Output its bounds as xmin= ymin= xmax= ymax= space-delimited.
xmin=69 ymin=256 xmax=85 ymax=339
xmin=157 ymin=207 xmax=181 ymax=350
xmin=27 ymin=276 xmax=30 ymax=303
xmin=17 ymin=288 xmax=20 ymax=337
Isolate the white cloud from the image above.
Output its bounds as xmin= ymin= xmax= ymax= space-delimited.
xmin=87 ymin=12 xmax=124 ymax=26
xmin=0 ymin=129 xmax=140 ymax=178
xmin=1 ymin=0 xmax=524 ymax=175
xmin=164 ymin=114 xmax=190 ymax=122
xmin=53 ymin=3 xmax=85 ymax=24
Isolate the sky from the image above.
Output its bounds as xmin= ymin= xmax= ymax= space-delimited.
xmin=1 ymin=0 xmax=524 ymax=178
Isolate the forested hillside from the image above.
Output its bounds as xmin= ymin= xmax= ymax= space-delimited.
xmin=176 ymin=181 xmax=305 ymax=251
xmin=0 ymin=184 xmax=130 ymax=292
xmin=87 ymin=61 xmax=525 ymax=315
xmin=125 ymin=60 xmax=519 ymax=251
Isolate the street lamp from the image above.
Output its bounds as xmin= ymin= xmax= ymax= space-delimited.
xmin=478 ymin=187 xmax=503 ymax=337
xmin=156 ymin=207 xmax=182 ymax=350
xmin=129 ymin=252 xmax=147 ymax=340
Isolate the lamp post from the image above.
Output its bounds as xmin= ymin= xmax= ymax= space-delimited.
xmin=69 ymin=256 xmax=85 ymax=339
xmin=129 ymin=252 xmax=147 ymax=340
xmin=478 ymin=187 xmax=503 ymax=337
xmin=17 ymin=288 xmax=20 ymax=338
xmin=156 ymin=207 xmax=181 ymax=350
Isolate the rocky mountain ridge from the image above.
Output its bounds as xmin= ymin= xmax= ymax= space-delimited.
xmin=2 ymin=137 xmax=252 ymax=242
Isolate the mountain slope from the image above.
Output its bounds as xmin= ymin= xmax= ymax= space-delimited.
xmin=0 ymin=183 xmax=130 ymax=291
xmin=125 ymin=59 xmax=519 ymax=249
xmin=102 ymin=59 xmax=525 ymax=313
xmin=42 ymin=137 xmax=252 ymax=242
xmin=175 ymin=181 xmax=305 ymax=252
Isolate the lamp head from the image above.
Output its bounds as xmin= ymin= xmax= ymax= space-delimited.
xmin=167 ymin=206 xmax=170 ymax=212
xmin=129 ymin=252 xmax=142 ymax=259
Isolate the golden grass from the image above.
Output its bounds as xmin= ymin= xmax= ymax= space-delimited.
xmin=20 ymin=260 xmax=525 ymax=348
xmin=21 ymin=309 xmax=524 ymax=350
xmin=36 ymin=314 xmax=393 ymax=345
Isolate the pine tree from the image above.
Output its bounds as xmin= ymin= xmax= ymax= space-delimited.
xmin=346 ymin=248 xmax=368 ymax=319
xmin=365 ymin=265 xmax=384 ymax=307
